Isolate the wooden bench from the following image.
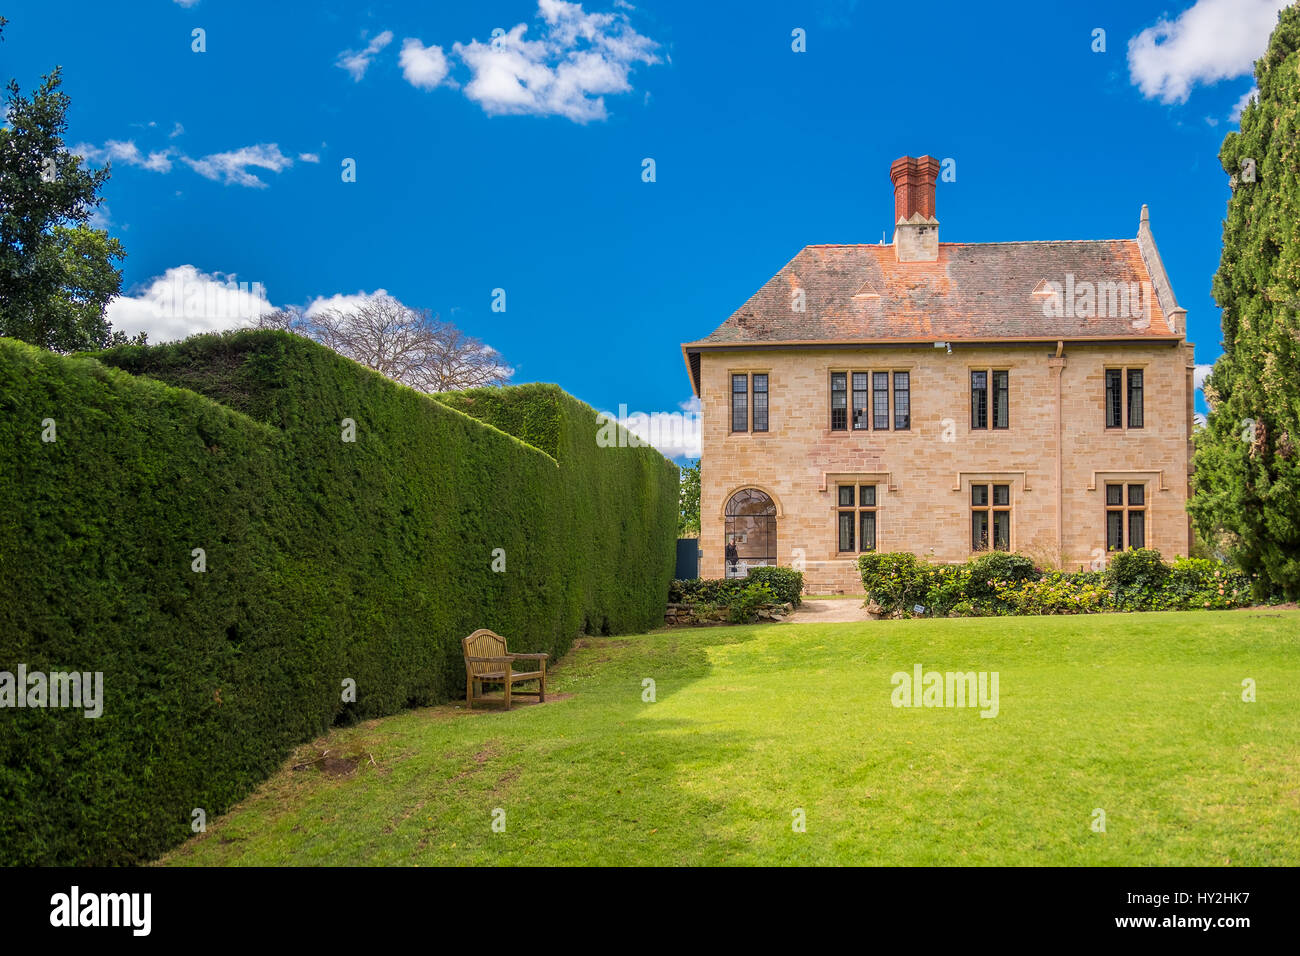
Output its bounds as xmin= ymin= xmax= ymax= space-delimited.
xmin=462 ymin=629 xmax=549 ymax=711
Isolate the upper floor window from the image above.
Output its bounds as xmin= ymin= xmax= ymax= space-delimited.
xmin=731 ymin=373 xmax=769 ymax=433
xmin=752 ymin=374 xmax=769 ymax=432
xmin=971 ymin=370 xmax=1009 ymax=429
xmin=1106 ymin=368 xmax=1144 ymax=429
xmin=893 ymin=372 xmax=911 ymax=430
xmin=831 ymin=369 xmax=909 ymax=432
xmin=731 ymin=374 xmax=748 ymax=432
xmin=831 ymin=373 xmax=848 ymax=430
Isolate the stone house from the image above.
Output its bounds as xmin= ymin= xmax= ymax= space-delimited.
xmin=681 ymin=155 xmax=1196 ymax=593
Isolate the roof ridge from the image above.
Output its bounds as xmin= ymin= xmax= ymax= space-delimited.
xmin=803 ymin=239 xmax=1136 ymax=249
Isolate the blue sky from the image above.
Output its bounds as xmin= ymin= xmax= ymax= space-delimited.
xmin=1 ymin=0 xmax=1288 ymax=457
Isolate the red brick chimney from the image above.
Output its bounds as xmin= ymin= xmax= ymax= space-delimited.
xmin=890 ymin=155 xmax=940 ymax=220
xmin=889 ymin=155 xmax=940 ymax=262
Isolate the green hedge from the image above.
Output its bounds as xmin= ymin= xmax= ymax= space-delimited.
xmin=859 ymin=550 xmax=1253 ymax=617
xmin=668 ymin=566 xmax=804 ymax=609
xmin=0 ymin=331 xmax=678 ymax=864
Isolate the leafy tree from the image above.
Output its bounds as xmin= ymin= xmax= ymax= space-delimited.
xmin=678 ymin=458 xmax=700 ymax=537
xmin=0 ymin=66 xmax=131 ymax=351
xmin=1190 ymin=5 xmax=1300 ymax=599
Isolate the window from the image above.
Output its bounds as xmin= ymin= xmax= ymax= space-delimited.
xmin=1105 ymin=370 xmax=1123 ymax=428
xmin=993 ymin=371 xmax=1009 ymax=429
xmin=831 ymin=373 xmax=847 ymax=431
xmin=971 ymin=483 xmax=1011 ymax=551
xmin=731 ymin=373 xmax=770 ymax=433
xmin=752 ymin=374 xmax=769 ymax=432
xmin=893 ymin=372 xmax=910 ymax=430
xmin=971 ymin=372 xmax=987 ymax=430
xmin=837 ymin=483 xmax=878 ymax=553
xmin=852 ymin=373 xmax=869 ymax=431
xmin=1127 ymin=370 xmax=1144 ymax=429
xmin=731 ymin=374 xmax=748 ymax=433
xmin=831 ymin=370 xmax=909 ymax=432
xmin=725 ymin=489 xmax=777 ymax=579
xmin=971 ymin=369 xmax=1009 ymax=429
xmin=1105 ymin=483 xmax=1146 ymax=551
xmin=873 ymin=372 xmax=889 ymax=430
xmin=1106 ymin=367 xmax=1144 ymax=429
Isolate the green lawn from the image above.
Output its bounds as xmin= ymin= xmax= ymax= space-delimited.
xmin=161 ymin=609 xmax=1300 ymax=866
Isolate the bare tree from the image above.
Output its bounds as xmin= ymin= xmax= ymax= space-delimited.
xmin=250 ymin=295 xmax=512 ymax=392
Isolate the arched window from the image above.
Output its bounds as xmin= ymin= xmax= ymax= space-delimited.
xmin=724 ymin=489 xmax=777 ymax=579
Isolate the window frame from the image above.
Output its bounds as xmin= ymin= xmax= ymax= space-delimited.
xmin=752 ymin=373 xmax=769 ymax=433
xmin=830 ymin=372 xmax=847 ymax=431
xmin=1104 ymin=482 xmax=1147 ymax=552
xmin=971 ymin=368 xmax=1009 ymax=430
xmin=970 ymin=482 xmax=1012 ymax=552
xmin=829 ymin=368 xmax=911 ymax=433
xmin=893 ymin=372 xmax=911 ymax=431
xmin=836 ymin=482 xmax=879 ymax=553
xmin=1105 ymin=366 xmax=1146 ymax=430
xmin=731 ymin=373 xmax=748 ymax=434
xmin=730 ymin=371 xmax=771 ymax=434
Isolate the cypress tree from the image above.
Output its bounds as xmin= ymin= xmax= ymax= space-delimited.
xmin=1190 ymin=5 xmax=1300 ymax=599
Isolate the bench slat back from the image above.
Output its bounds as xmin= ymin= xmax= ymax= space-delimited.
xmin=463 ymin=629 xmax=508 ymax=676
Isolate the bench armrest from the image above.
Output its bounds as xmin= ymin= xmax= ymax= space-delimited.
xmin=509 ymin=652 xmax=549 ymax=661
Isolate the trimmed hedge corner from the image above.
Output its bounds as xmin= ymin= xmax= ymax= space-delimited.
xmin=0 ymin=330 xmax=677 ymax=864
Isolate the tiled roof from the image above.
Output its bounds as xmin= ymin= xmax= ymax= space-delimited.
xmin=687 ymin=240 xmax=1177 ymax=346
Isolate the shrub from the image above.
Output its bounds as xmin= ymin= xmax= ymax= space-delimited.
xmin=965 ymin=552 xmax=1039 ymax=602
xmin=1108 ymin=547 xmax=1170 ymax=590
xmin=1163 ymin=557 xmax=1252 ymax=610
xmin=728 ymin=582 xmax=776 ymax=623
xmin=858 ymin=552 xmax=930 ymax=617
xmin=925 ymin=563 xmax=972 ymax=616
xmin=993 ymin=571 xmax=1110 ymax=615
xmin=746 ymin=566 xmax=804 ymax=606
xmin=668 ymin=578 xmax=749 ymax=605
xmin=0 ymin=331 xmax=678 ymax=864
xmin=1107 ymin=548 xmax=1172 ymax=609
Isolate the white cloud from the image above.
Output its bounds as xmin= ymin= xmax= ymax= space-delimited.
xmin=453 ymin=0 xmax=659 ymax=123
xmin=169 ymin=122 xmax=185 ymax=138
xmin=1230 ymin=86 xmax=1258 ymax=121
xmin=182 ymin=143 xmax=294 ymax=188
xmin=1127 ymin=0 xmax=1288 ymax=103
xmin=337 ymin=30 xmax=394 ymax=81
xmin=1195 ymin=363 xmax=1215 ymax=391
xmin=400 ymin=38 xmax=453 ymax=90
xmin=303 ymin=288 xmax=392 ymax=318
xmin=616 ymin=396 xmax=701 ymax=460
xmin=107 ymin=265 xmax=276 ymax=342
xmin=173 ymin=0 xmax=201 ymax=7
xmin=298 ymin=152 xmax=321 ymax=163
xmin=74 ymin=139 xmax=173 ymax=173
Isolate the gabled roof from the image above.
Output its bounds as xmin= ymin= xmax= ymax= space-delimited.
xmin=688 ymin=239 xmax=1178 ymax=348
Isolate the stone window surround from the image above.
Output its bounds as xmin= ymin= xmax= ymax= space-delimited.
xmin=956 ymin=472 xmax=1024 ymax=554
xmin=819 ymin=472 xmax=891 ymax=559
xmin=726 ymin=366 xmax=773 ymax=437
xmin=834 ymin=481 xmax=880 ymax=554
xmin=825 ymin=364 xmax=914 ymax=435
xmin=968 ymin=364 xmax=1011 ymax=431
xmin=1104 ymin=361 xmax=1150 ymax=430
